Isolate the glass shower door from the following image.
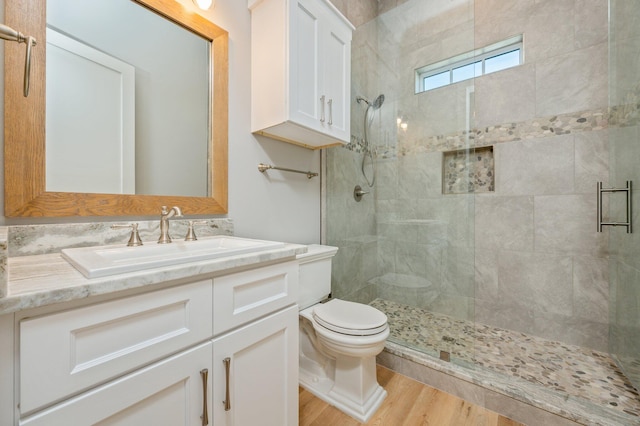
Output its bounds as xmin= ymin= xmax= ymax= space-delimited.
xmin=608 ymin=0 xmax=640 ymax=391
xmin=326 ymin=0 xmax=477 ymax=368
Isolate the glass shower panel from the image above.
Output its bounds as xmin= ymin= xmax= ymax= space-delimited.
xmin=608 ymin=0 xmax=640 ymax=391
xmin=326 ymin=0 xmax=476 ymax=367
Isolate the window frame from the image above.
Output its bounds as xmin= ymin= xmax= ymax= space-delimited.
xmin=415 ymin=35 xmax=523 ymax=94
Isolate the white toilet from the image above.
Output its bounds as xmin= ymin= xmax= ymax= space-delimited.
xmin=297 ymin=245 xmax=389 ymax=423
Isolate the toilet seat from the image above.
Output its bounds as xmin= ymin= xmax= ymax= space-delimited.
xmin=313 ymin=299 xmax=388 ymax=336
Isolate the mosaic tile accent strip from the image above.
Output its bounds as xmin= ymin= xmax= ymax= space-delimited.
xmin=443 ymin=146 xmax=494 ymax=194
xmin=370 ymin=298 xmax=640 ymax=422
xmin=398 ymin=107 xmax=610 ymax=156
xmin=347 ymin=102 xmax=640 ymax=160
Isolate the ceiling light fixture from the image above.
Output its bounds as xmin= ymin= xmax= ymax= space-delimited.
xmin=193 ymin=0 xmax=213 ymax=10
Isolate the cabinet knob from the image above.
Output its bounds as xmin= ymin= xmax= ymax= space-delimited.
xmin=328 ymin=98 xmax=333 ymax=125
xmin=320 ymin=95 xmax=326 ymax=123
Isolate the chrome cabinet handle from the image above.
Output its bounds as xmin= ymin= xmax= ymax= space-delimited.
xmin=320 ymin=95 xmax=326 ymax=123
xmin=223 ymin=357 xmax=231 ymax=411
xmin=200 ymin=369 xmax=209 ymax=426
xmin=328 ymin=98 xmax=333 ymax=125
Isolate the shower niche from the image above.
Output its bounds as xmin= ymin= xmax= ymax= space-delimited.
xmin=442 ymin=146 xmax=494 ymax=194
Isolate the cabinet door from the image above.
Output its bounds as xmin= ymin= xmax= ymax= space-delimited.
xmin=289 ymin=0 xmax=323 ymax=131
xmin=322 ymin=21 xmax=351 ymax=142
xmin=20 ymin=280 xmax=213 ymax=415
xmin=20 ymin=342 xmax=212 ymax=426
xmin=212 ymin=305 xmax=298 ymax=426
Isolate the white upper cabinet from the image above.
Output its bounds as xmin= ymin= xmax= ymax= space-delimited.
xmin=249 ymin=0 xmax=354 ymax=149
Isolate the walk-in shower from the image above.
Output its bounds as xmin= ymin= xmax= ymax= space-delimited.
xmin=326 ymin=0 xmax=640 ymax=424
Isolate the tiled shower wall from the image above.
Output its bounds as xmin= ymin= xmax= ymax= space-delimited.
xmin=326 ymin=0 xmax=381 ymax=305
xmin=327 ymin=0 xmax=616 ymax=351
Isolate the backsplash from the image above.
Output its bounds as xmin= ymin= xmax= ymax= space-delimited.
xmin=0 ymin=219 xmax=234 ymax=297
xmin=6 ymin=219 xmax=233 ymax=257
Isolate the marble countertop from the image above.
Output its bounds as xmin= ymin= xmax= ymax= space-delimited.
xmin=0 ymin=243 xmax=306 ymax=315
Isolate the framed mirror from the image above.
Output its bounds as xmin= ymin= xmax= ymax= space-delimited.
xmin=4 ymin=0 xmax=228 ymax=217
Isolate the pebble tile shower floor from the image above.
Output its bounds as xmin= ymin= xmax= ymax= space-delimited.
xmin=370 ymin=298 xmax=640 ymax=422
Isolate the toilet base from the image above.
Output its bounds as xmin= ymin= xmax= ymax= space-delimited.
xmin=299 ymin=355 xmax=387 ymax=423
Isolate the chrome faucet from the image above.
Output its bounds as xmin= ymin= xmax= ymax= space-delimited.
xmin=158 ymin=206 xmax=183 ymax=244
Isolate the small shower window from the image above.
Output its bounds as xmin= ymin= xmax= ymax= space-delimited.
xmin=415 ymin=35 xmax=523 ymax=94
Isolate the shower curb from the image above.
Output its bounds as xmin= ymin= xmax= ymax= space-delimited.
xmin=377 ymin=342 xmax=637 ymax=426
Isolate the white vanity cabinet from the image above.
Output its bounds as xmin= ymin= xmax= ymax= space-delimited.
xmin=211 ymin=261 xmax=299 ymax=426
xmin=17 ymin=280 xmax=214 ymax=426
xmin=249 ymin=0 xmax=354 ymax=149
xmin=212 ymin=306 xmax=298 ymax=425
xmin=7 ymin=259 xmax=300 ymax=426
xmin=20 ymin=342 xmax=213 ymax=426
xmin=19 ymin=280 xmax=214 ymax=416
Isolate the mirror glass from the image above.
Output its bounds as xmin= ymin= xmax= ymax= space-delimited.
xmin=45 ymin=0 xmax=210 ymax=197
xmin=5 ymin=0 xmax=227 ymax=217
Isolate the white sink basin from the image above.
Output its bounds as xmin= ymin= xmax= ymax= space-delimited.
xmin=62 ymin=236 xmax=286 ymax=278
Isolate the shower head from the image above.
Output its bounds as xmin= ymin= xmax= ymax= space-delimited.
xmin=357 ymin=94 xmax=385 ymax=112
xmin=371 ymin=94 xmax=384 ymax=110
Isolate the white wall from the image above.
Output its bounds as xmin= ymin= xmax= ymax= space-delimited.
xmin=0 ymin=0 xmax=321 ymax=245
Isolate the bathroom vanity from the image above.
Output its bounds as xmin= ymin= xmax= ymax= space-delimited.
xmin=0 ymin=232 xmax=304 ymax=426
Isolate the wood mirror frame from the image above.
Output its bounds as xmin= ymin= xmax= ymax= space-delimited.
xmin=4 ymin=0 xmax=228 ymax=217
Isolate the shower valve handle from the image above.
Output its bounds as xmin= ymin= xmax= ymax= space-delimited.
xmin=354 ymin=185 xmax=369 ymax=202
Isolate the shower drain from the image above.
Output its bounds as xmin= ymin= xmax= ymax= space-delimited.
xmin=440 ymin=336 xmax=455 ymax=362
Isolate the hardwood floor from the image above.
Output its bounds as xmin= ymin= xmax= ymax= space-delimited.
xmin=299 ymin=365 xmax=524 ymax=426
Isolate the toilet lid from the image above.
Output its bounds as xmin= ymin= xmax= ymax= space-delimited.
xmin=313 ymin=299 xmax=388 ymax=336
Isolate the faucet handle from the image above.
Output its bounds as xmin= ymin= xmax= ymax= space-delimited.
xmin=161 ymin=205 xmax=183 ymax=217
xmin=184 ymin=220 xmax=209 ymax=241
xmin=111 ymin=223 xmax=143 ymax=247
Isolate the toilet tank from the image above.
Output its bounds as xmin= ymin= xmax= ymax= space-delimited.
xmin=297 ymin=244 xmax=338 ymax=310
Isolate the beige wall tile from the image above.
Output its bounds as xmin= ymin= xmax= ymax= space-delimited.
xmin=523 ymin=0 xmax=575 ymax=63
xmin=498 ymin=250 xmax=574 ymax=317
xmin=474 ymin=0 xmax=533 ymax=48
xmin=574 ymin=0 xmax=608 ymax=49
xmin=534 ymin=194 xmax=608 ymax=257
xmin=474 ymin=195 xmax=534 ymax=251
xmin=536 ymin=42 xmax=608 ymax=117
xmin=495 ymin=135 xmax=575 ymax=196
xmin=474 ymin=64 xmax=536 ymax=130
xmin=573 ymin=255 xmax=609 ymax=324
xmin=474 ymin=249 xmax=499 ymax=300
xmin=574 ymin=130 xmax=609 ymax=194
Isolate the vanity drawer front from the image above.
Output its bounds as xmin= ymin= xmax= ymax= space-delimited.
xmin=19 ymin=280 xmax=213 ymax=415
xmin=213 ymin=261 xmax=298 ymax=335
